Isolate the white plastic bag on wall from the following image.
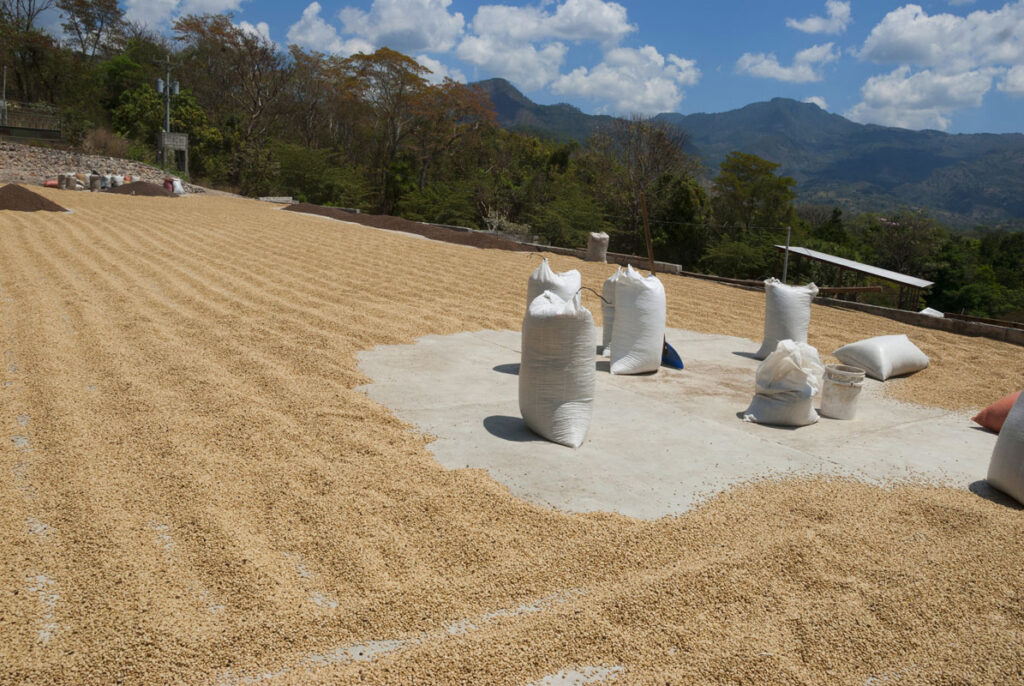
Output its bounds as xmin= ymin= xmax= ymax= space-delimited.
xmin=987 ymin=391 xmax=1024 ymax=505
xmin=832 ymin=334 xmax=929 ymax=381
xmin=601 ymin=267 xmax=623 ymax=355
xmin=519 ymin=291 xmax=596 ymax=448
xmin=526 ymin=258 xmax=581 ymax=309
xmin=743 ymin=340 xmax=824 ymax=427
xmin=755 ymin=278 xmax=819 ymax=359
xmin=609 ymin=265 xmax=666 ymax=375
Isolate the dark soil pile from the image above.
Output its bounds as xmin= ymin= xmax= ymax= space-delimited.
xmin=105 ymin=181 xmax=175 ymax=197
xmin=285 ymin=203 xmax=539 ymax=252
xmin=0 ymin=183 xmax=67 ymax=212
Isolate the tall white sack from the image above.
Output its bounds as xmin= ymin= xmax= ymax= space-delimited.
xmin=601 ymin=267 xmax=623 ymax=355
xmin=987 ymin=391 xmax=1024 ymax=505
xmin=526 ymin=258 xmax=581 ymax=309
xmin=755 ymin=278 xmax=819 ymax=359
xmin=609 ymin=265 xmax=666 ymax=375
xmin=519 ymin=291 xmax=596 ymax=448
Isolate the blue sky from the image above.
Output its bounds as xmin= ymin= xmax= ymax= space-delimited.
xmin=81 ymin=1 xmax=1024 ymax=132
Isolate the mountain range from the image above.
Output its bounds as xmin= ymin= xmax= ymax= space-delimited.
xmin=476 ymin=78 xmax=1024 ymax=231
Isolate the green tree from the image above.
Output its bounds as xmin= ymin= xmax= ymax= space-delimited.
xmin=174 ymin=13 xmax=289 ymax=193
xmin=649 ymin=175 xmax=712 ymax=270
xmin=582 ymin=115 xmax=699 ymax=256
xmin=112 ymin=83 xmax=221 ymax=176
xmin=712 ymin=151 xmax=796 ymax=234
xmin=852 ymin=209 xmax=941 ymax=276
xmin=343 ymin=47 xmax=429 ymax=214
xmin=57 ymin=0 xmax=125 ymax=59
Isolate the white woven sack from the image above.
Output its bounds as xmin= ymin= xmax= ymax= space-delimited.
xmin=743 ymin=340 xmax=824 ymax=427
xmin=519 ymin=291 xmax=596 ymax=448
xmin=600 ymin=267 xmax=623 ymax=355
xmin=832 ymin=334 xmax=929 ymax=381
xmin=586 ymin=232 xmax=609 ymax=262
xmin=526 ymin=258 xmax=581 ymax=308
xmin=609 ymin=265 xmax=666 ymax=375
xmin=987 ymin=392 xmax=1024 ymax=505
xmin=755 ymin=278 xmax=819 ymax=359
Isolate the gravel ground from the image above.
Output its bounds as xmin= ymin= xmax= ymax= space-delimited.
xmin=0 ymin=141 xmax=204 ymax=193
xmin=0 ymin=189 xmax=1021 ymax=684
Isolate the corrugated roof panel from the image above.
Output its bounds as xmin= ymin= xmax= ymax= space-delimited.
xmin=775 ymin=245 xmax=934 ymax=289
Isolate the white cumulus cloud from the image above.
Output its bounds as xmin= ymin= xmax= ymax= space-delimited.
xmin=237 ymin=20 xmax=272 ymax=44
xmin=415 ymin=54 xmax=466 ymax=84
xmin=179 ymin=0 xmax=246 ymax=14
xmin=804 ymin=96 xmax=828 ymax=109
xmin=123 ymin=0 xmax=248 ymax=30
xmin=858 ymin=2 xmax=1024 ymax=71
xmin=736 ymin=43 xmax=840 ymax=82
xmin=456 ymin=36 xmax=568 ymax=90
xmin=123 ymin=0 xmax=179 ymax=28
xmin=998 ymin=64 xmax=1024 ymax=94
xmin=551 ymin=45 xmax=700 ymax=114
xmin=338 ymin=0 xmax=465 ymax=54
xmin=470 ymin=0 xmax=634 ymax=45
xmin=287 ymin=2 xmax=373 ymax=56
xmin=845 ymin=65 xmax=997 ymax=130
xmin=786 ymin=0 xmax=851 ymax=34
xmin=848 ymin=2 xmax=1024 ymax=128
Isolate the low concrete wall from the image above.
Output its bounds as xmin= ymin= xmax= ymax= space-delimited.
xmin=816 ymin=297 xmax=1024 ymax=347
xmin=523 ymin=242 xmax=683 ymax=274
xmin=0 ymin=125 xmax=62 ymax=142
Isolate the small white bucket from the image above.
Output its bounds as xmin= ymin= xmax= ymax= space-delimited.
xmin=820 ymin=364 xmax=865 ymax=420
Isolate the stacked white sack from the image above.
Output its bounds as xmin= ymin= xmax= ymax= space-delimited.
xmin=601 ymin=267 xmax=623 ymax=355
xmin=755 ymin=278 xmax=819 ymax=359
xmin=743 ymin=340 xmax=824 ymax=427
xmin=526 ymin=258 xmax=581 ymax=308
xmin=832 ymin=334 xmax=929 ymax=381
xmin=609 ymin=265 xmax=666 ymax=375
xmin=987 ymin=391 xmax=1024 ymax=505
xmin=519 ymin=291 xmax=596 ymax=448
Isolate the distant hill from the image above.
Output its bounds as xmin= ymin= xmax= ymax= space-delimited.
xmin=476 ymin=78 xmax=618 ymax=143
xmin=475 ymin=78 xmax=1024 ymax=230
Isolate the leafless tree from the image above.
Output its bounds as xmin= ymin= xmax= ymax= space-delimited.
xmin=1 ymin=0 xmax=55 ymax=31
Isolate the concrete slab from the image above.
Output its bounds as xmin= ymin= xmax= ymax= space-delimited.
xmin=356 ymin=328 xmax=997 ymax=520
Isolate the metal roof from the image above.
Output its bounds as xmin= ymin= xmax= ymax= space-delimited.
xmin=775 ymin=245 xmax=934 ymax=289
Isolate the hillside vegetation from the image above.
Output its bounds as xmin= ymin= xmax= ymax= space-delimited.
xmin=2 ymin=5 xmax=1022 ymax=320
xmin=478 ymin=79 xmax=1024 ymax=231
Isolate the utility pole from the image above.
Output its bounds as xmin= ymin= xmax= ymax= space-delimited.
xmin=2 ymin=65 xmax=7 ymax=127
xmin=163 ymin=55 xmax=170 ymax=133
xmin=156 ymin=56 xmax=180 ymax=166
xmin=157 ymin=55 xmax=178 ymax=133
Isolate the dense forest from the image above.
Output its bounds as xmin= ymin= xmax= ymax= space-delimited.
xmin=3 ymin=1 xmax=1023 ymax=321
